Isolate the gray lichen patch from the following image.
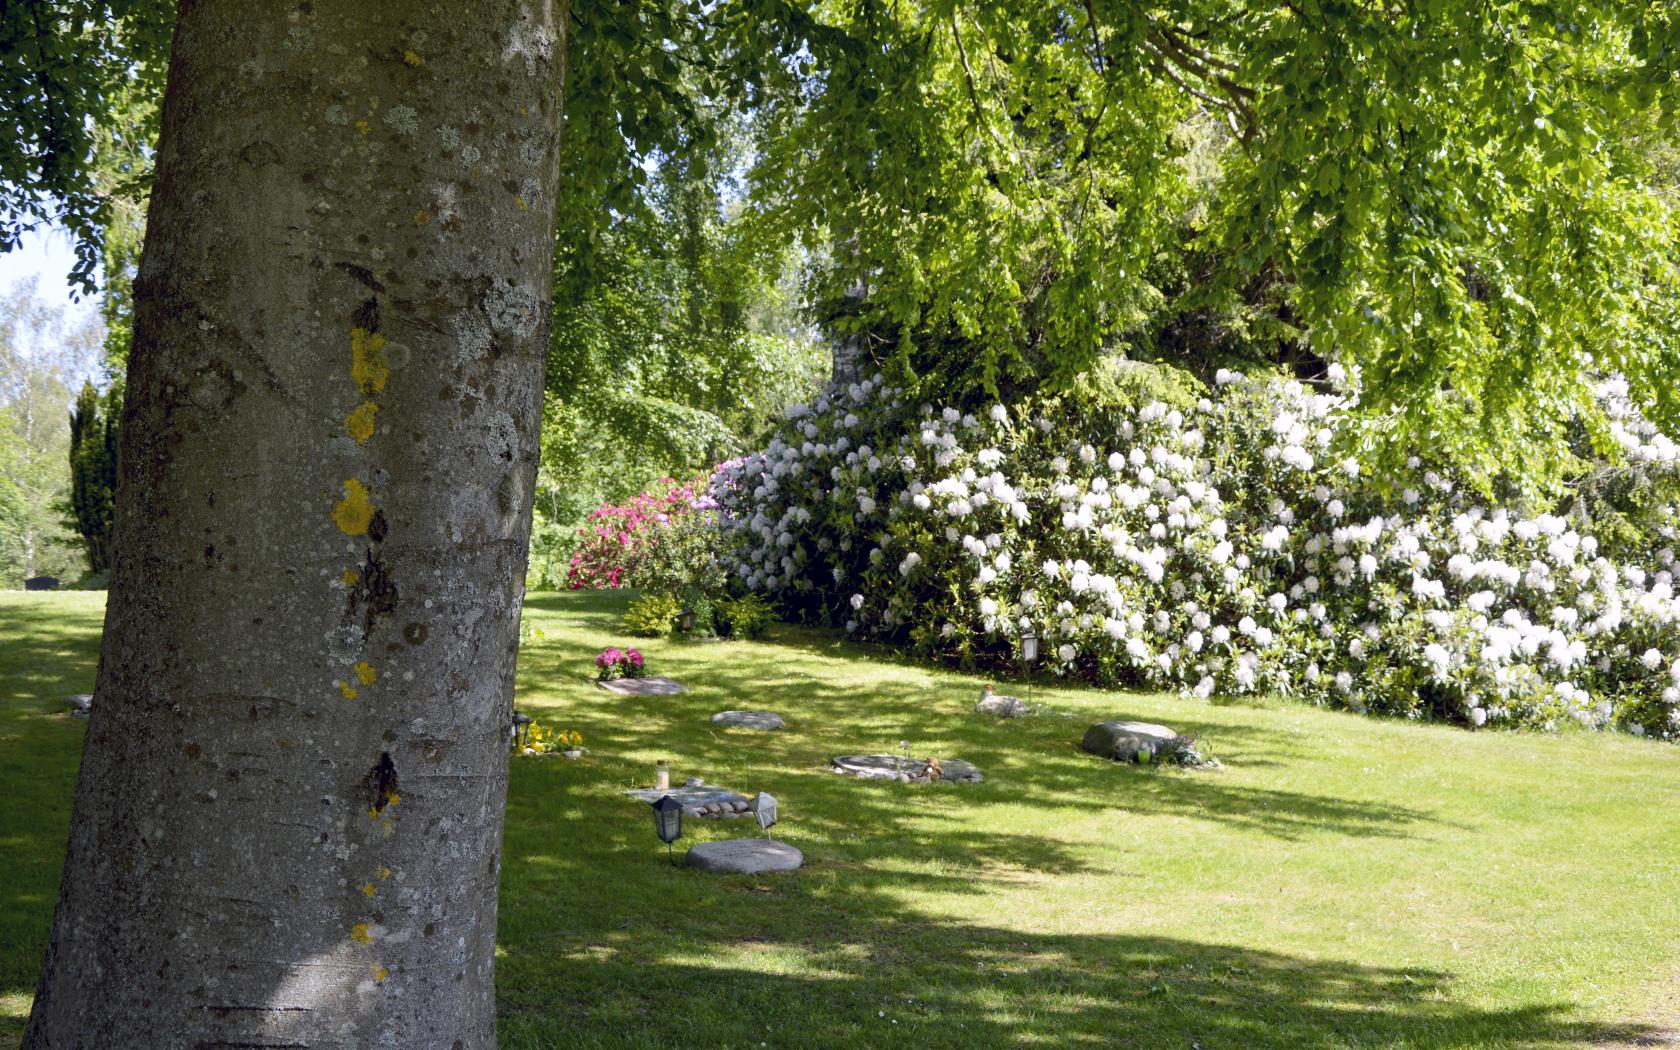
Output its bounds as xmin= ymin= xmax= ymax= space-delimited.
xmin=383 ymin=105 xmax=420 ymax=136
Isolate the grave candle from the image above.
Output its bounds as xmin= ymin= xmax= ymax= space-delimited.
xmin=656 ymin=759 xmax=670 ymax=791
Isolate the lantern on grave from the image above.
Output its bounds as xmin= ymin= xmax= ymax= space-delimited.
xmin=650 ymin=794 xmax=684 ymax=864
xmin=510 ymin=711 xmax=532 ymax=751
xmin=750 ymin=792 xmax=778 ymax=837
xmin=676 ymin=607 xmax=695 ymax=634
xmin=1021 ymin=629 xmax=1040 ymax=665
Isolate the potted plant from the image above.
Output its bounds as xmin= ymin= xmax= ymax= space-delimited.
xmin=595 ymin=646 xmax=646 ymax=680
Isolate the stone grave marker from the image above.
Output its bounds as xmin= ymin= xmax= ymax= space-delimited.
xmin=597 ymin=676 xmax=685 ymax=696
xmin=623 ymin=784 xmax=753 ymax=819
xmin=710 ymin=710 xmax=784 ymax=730
xmin=830 ymin=754 xmax=984 ymax=783
xmin=685 ymin=839 xmax=803 ymax=874
xmin=975 ymin=685 xmax=1031 ymax=718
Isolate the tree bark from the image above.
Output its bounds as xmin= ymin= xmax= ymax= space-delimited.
xmin=26 ymin=2 xmax=567 ymax=1046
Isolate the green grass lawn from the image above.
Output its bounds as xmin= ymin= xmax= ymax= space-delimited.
xmin=3 ymin=590 xmax=1679 ymax=1048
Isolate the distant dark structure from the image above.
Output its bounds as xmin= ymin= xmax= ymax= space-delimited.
xmin=24 ymin=576 xmax=60 ymax=591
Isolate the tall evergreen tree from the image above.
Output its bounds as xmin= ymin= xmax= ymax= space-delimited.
xmin=65 ymin=379 xmax=117 ymax=575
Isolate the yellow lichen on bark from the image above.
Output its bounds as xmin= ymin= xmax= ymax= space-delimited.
xmin=344 ymin=400 xmax=379 ymax=442
xmin=351 ymin=923 xmax=372 ymax=944
xmin=332 ymin=479 xmax=375 ymax=535
xmin=355 ymin=661 xmax=378 ymax=685
xmin=342 ymin=568 xmax=360 ymax=586
xmin=350 ymin=328 xmax=390 ymax=395
xmin=337 ymin=681 xmax=359 ymax=701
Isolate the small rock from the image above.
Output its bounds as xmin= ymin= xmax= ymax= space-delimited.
xmin=1082 ymin=720 xmax=1181 ymax=761
xmin=685 ymin=839 xmax=804 ymax=874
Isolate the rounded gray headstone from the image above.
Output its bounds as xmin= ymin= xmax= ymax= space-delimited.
xmin=685 ymin=838 xmax=804 ymax=874
xmin=710 ymin=710 xmax=785 ymax=730
xmin=1082 ymin=720 xmax=1180 ymax=760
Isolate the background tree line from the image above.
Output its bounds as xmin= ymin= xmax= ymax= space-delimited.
xmin=3 ymin=0 xmax=1678 ymax=584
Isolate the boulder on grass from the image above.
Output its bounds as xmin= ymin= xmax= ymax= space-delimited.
xmin=1081 ymin=720 xmax=1181 ymax=761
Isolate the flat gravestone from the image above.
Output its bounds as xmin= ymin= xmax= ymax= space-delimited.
xmin=711 ymin=710 xmax=784 ymax=730
xmin=831 ymin=754 xmax=984 ymax=783
xmin=1082 ymin=720 xmax=1180 ymax=760
xmin=623 ymin=785 xmax=752 ymax=818
xmin=597 ymin=676 xmax=685 ymax=696
xmin=686 ymin=838 xmax=803 ymax=874
xmin=975 ymin=691 xmax=1031 ymax=718
xmin=66 ymin=693 xmax=92 ymax=717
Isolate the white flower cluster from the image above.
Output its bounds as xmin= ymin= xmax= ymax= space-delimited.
xmin=712 ymin=370 xmax=1680 ymax=739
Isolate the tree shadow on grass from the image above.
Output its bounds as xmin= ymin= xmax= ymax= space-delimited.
xmin=494 ymin=817 xmax=1653 ymax=1050
xmin=488 ymin=593 xmax=1602 ymax=1047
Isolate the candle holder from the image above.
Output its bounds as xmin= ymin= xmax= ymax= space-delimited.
xmin=655 ymin=759 xmax=670 ymax=791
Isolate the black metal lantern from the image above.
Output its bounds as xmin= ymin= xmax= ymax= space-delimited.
xmin=510 ymin=711 xmax=532 ymax=751
xmin=650 ymin=794 xmax=684 ymax=864
xmin=1021 ymin=629 xmax=1039 ymax=665
xmin=676 ymin=608 xmax=695 ymax=633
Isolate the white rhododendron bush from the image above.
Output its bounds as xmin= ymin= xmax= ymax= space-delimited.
xmin=712 ymin=365 xmax=1680 ymax=739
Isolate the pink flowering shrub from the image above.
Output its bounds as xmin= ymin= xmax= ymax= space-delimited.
xmin=595 ymin=646 xmax=646 ymax=681
xmin=566 ymin=474 xmax=714 ymax=590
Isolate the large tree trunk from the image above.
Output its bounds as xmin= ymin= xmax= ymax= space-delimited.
xmin=26 ymin=2 xmax=567 ymax=1046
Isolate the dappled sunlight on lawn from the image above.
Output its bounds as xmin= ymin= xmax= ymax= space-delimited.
xmin=1 ymin=591 xmax=1677 ymax=1047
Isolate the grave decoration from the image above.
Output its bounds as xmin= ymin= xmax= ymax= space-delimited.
xmin=750 ymin=792 xmax=778 ymax=836
xmin=595 ymin=646 xmax=646 ymax=681
xmin=649 ymin=795 xmax=684 ymax=864
xmin=511 ymin=719 xmax=581 ymax=757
